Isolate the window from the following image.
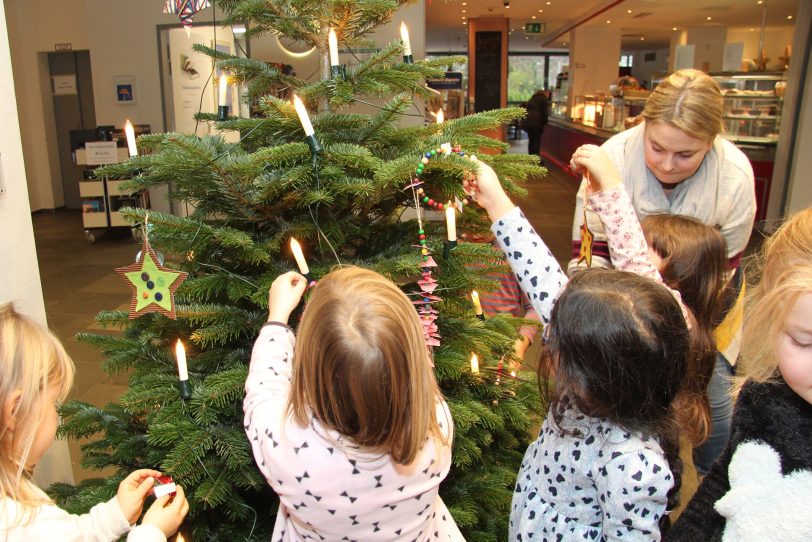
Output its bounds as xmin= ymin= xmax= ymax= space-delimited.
xmin=508 ymin=55 xmax=546 ymax=103
xmin=619 ymin=54 xmax=634 ymax=68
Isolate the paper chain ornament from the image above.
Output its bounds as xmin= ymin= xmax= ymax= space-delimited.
xmin=163 ymin=0 xmax=211 ymax=32
xmin=117 ymin=237 xmax=188 ymax=320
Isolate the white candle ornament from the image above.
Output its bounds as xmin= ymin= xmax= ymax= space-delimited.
xmin=445 ymin=205 xmax=457 ymax=242
xmin=218 ymin=75 xmax=228 ymax=106
xmin=436 ymin=109 xmax=444 ymax=124
xmin=471 ymin=290 xmax=483 ymax=316
xmin=328 ymin=28 xmax=339 ymax=67
xmin=470 ymin=353 xmax=480 ymax=374
xmin=124 ymin=119 xmax=138 ymax=157
xmin=290 ymin=237 xmax=310 ymax=275
xmin=400 ymin=22 xmax=412 ymax=57
xmin=175 ymin=340 xmax=189 ymax=381
xmin=293 ymin=95 xmax=315 ymax=136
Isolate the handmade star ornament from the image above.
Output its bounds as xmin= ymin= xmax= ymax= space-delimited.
xmin=117 ymin=239 xmax=188 ymax=319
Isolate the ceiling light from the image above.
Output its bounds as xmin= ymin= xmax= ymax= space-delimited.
xmin=606 ymin=19 xmax=611 ymax=24
xmin=672 ymin=27 xmax=677 ymax=31
xmin=462 ymin=1 xmax=466 ymax=4
xmin=787 ymin=15 xmax=793 ymax=19
xmin=546 ymin=1 xmax=551 ymax=4
xmin=627 ymin=9 xmax=632 ymax=13
xmin=750 ymin=27 xmax=755 ymax=31
xmin=463 ymin=21 xmax=467 ymax=25
xmin=232 ymin=24 xmax=247 ymax=35
xmin=706 ymin=16 xmax=712 ymax=20
xmin=531 ymin=16 xmax=536 ymax=19
xmin=757 ymin=0 xmax=763 ymax=3
xmin=539 ymin=9 xmax=543 ymax=12
xmin=462 ymin=9 xmax=466 ymax=12
xmin=640 ymin=37 xmax=645 ymax=41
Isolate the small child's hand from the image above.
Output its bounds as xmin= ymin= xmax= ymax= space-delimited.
xmin=268 ymin=271 xmax=308 ymax=324
xmin=142 ymin=484 xmax=189 ymax=538
xmin=116 ymin=469 xmax=161 ymax=525
xmin=466 ymin=160 xmax=516 ymax=222
xmin=569 ymin=145 xmax=621 ymax=195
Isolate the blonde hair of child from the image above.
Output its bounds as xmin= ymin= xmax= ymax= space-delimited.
xmin=739 ymin=207 xmax=812 ymax=387
xmin=286 ymin=267 xmax=448 ymax=465
xmin=642 ymin=68 xmax=724 ymax=144
xmin=0 ymin=303 xmax=74 ymax=525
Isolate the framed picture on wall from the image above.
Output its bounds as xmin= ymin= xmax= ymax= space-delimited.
xmin=114 ymin=75 xmax=136 ymax=104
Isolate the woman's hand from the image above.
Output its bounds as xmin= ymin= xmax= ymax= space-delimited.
xmin=116 ymin=469 xmax=161 ymax=525
xmin=141 ymin=484 xmax=189 ymax=538
xmin=267 ymin=271 xmax=308 ymax=324
xmin=570 ymin=145 xmax=621 ymax=195
xmin=464 ymin=159 xmax=516 ymax=222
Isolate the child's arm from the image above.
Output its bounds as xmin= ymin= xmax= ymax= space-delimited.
xmin=468 ymin=160 xmax=567 ymax=322
xmin=242 ymin=272 xmax=307 ymax=480
xmin=571 ymin=145 xmax=690 ymax=321
xmin=595 ymin=448 xmax=673 ymax=541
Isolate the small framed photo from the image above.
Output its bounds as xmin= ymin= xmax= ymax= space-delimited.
xmin=114 ymin=75 xmax=136 ymax=104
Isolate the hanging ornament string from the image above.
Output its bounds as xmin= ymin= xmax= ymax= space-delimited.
xmin=405 ymin=144 xmax=478 ymax=351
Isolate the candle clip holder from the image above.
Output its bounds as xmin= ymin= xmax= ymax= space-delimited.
xmin=403 ymin=54 xmax=414 ymax=64
xmin=331 ymin=65 xmax=345 ymax=80
xmin=442 ymin=239 xmax=457 ymax=260
xmin=476 ymin=313 xmax=486 ymax=321
xmin=179 ymin=379 xmax=192 ymax=401
xmin=217 ymin=105 xmax=230 ymax=121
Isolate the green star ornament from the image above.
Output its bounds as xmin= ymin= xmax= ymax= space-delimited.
xmin=116 ymin=239 xmax=188 ymax=319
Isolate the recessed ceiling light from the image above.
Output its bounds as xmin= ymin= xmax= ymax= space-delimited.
xmin=505 ymin=4 xmax=509 ymax=7
xmin=525 ymin=36 xmax=529 ymax=40
xmin=787 ymin=15 xmax=793 ymax=19
xmin=546 ymin=1 xmax=551 ymax=4
xmin=532 ymin=15 xmax=537 ymax=19
xmin=672 ymin=27 xmax=678 ymax=31
xmin=462 ymin=1 xmax=467 ymax=4
xmin=757 ymin=0 xmax=763 ymax=4
xmin=750 ymin=27 xmax=755 ymax=31
xmin=463 ymin=21 xmax=467 ymax=25
xmin=606 ymin=19 xmax=611 ymax=24
xmin=640 ymin=37 xmax=645 ymax=41
xmin=539 ymin=9 xmax=543 ymax=12
xmin=626 ymin=9 xmax=632 ymax=13
xmin=706 ymin=16 xmax=712 ymax=20
xmin=462 ymin=9 xmax=466 ymax=12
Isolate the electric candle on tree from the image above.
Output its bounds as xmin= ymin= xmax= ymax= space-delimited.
xmin=289 ymin=238 xmax=310 ymax=275
xmin=471 ymin=290 xmax=484 ymax=320
xmin=445 ymin=205 xmax=456 ymax=242
xmin=175 ymin=340 xmax=192 ymax=400
xmin=124 ymin=119 xmax=138 ymax=157
xmin=328 ymin=28 xmax=341 ymax=78
xmin=400 ymin=22 xmax=413 ymax=63
xmin=293 ymin=94 xmax=322 ymax=155
xmin=217 ymin=75 xmax=229 ymax=120
xmin=470 ymin=353 xmax=480 ymax=374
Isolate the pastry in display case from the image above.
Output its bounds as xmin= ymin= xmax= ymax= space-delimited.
xmin=713 ymin=71 xmax=786 ymax=145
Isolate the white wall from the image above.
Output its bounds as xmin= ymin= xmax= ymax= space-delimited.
xmin=626 ymin=48 xmax=669 ymax=88
xmin=686 ymin=26 xmax=727 ymax=72
xmin=727 ymin=26 xmax=796 ymax=71
xmin=569 ymin=26 xmax=621 ymax=102
xmin=0 ymin=0 xmax=74 ymax=488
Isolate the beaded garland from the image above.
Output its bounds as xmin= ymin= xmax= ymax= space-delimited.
xmin=406 ymin=144 xmax=477 ymax=350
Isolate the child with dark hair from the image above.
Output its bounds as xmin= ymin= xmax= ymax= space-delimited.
xmin=465 ymin=157 xmax=690 ymax=540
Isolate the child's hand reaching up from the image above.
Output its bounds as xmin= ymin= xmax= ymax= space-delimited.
xmin=268 ymin=271 xmax=308 ymax=324
xmin=142 ymin=484 xmax=189 ymax=537
xmin=464 ymin=160 xmax=516 ymax=222
xmin=116 ymin=469 xmax=161 ymax=525
xmin=569 ymin=144 xmax=621 ymax=195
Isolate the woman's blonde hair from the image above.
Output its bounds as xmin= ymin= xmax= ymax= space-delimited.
xmin=739 ymin=207 xmax=812 ymax=386
xmin=0 ymin=303 xmax=74 ymax=524
xmin=286 ymin=267 xmax=447 ymax=465
xmin=643 ymin=68 xmax=724 ymax=144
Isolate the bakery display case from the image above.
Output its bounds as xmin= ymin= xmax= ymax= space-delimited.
xmin=713 ymin=71 xmax=786 ymax=145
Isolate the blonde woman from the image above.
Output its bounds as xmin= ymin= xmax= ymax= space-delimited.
xmin=0 ymin=303 xmax=188 ymax=541
xmin=669 ymin=207 xmax=812 ymax=541
xmin=243 ymin=267 xmax=463 ymax=541
xmin=568 ymin=69 xmax=757 ymax=474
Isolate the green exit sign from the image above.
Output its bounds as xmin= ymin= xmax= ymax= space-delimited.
xmin=524 ymin=22 xmax=546 ymax=34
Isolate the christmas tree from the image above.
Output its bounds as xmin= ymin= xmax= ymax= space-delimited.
xmin=52 ymin=1 xmax=545 ymax=540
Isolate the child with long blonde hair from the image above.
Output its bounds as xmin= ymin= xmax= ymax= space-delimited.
xmin=243 ymin=267 xmax=463 ymax=541
xmin=0 ymin=303 xmax=188 ymax=541
xmin=670 ymin=207 xmax=812 ymax=541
